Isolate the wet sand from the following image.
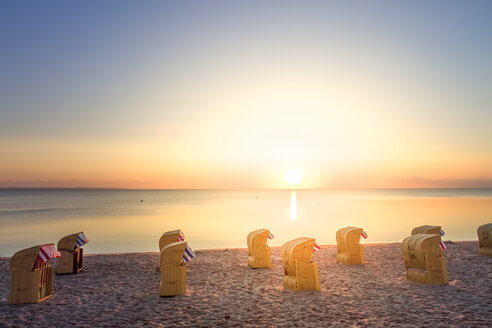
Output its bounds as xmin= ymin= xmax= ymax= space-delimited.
xmin=0 ymin=241 xmax=491 ymax=327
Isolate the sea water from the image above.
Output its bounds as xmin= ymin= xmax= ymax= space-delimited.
xmin=0 ymin=188 xmax=491 ymax=257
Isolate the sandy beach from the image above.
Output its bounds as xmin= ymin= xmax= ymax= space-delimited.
xmin=0 ymin=241 xmax=490 ymax=327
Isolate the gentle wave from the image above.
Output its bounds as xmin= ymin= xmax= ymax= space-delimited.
xmin=0 ymin=208 xmax=64 ymax=215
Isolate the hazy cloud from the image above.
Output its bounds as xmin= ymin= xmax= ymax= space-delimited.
xmin=404 ymin=177 xmax=492 ymax=188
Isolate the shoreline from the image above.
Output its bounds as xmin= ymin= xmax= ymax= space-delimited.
xmin=0 ymin=240 xmax=477 ymax=260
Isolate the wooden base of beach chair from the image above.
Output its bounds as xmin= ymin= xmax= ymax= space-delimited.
xmin=479 ymin=248 xmax=492 ymax=256
xmin=405 ymin=254 xmax=448 ymax=284
xmin=57 ymin=248 xmax=83 ymax=274
xmin=282 ymin=261 xmax=320 ymax=291
xmin=402 ymin=234 xmax=448 ymax=285
xmin=336 ymin=245 xmax=364 ymax=264
xmin=248 ymin=247 xmax=271 ymax=268
xmin=9 ymin=245 xmax=56 ymax=304
xmin=9 ymin=266 xmax=54 ymax=304
xmin=160 ymin=263 xmax=187 ymax=296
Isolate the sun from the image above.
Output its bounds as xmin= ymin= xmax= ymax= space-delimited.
xmin=284 ymin=169 xmax=303 ymax=186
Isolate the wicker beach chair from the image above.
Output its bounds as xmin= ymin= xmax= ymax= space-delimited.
xmin=247 ymin=229 xmax=271 ymax=268
xmin=159 ymin=230 xmax=183 ymax=272
xmin=281 ymin=237 xmax=320 ymax=291
xmin=402 ymin=234 xmax=448 ymax=284
xmin=478 ymin=223 xmax=492 ymax=256
xmin=57 ymin=232 xmax=88 ymax=274
xmin=411 ymin=225 xmax=441 ymax=235
xmin=9 ymin=244 xmax=59 ymax=304
xmin=336 ymin=227 xmax=365 ymax=264
xmin=160 ymin=241 xmax=187 ymax=296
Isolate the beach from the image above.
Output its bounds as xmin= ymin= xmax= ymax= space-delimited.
xmin=0 ymin=241 xmax=490 ymax=327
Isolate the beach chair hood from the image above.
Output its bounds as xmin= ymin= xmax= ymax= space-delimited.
xmin=411 ymin=225 xmax=441 ymax=236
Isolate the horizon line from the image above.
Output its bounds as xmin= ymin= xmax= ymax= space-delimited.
xmin=2 ymin=187 xmax=492 ymax=191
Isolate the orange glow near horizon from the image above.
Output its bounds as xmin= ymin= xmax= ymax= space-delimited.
xmin=0 ymin=136 xmax=491 ymax=189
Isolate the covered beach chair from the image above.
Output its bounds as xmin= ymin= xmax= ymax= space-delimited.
xmin=9 ymin=244 xmax=60 ymax=304
xmin=57 ymin=232 xmax=88 ymax=274
xmin=247 ymin=229 xmax=271 ymax=268
xmin=281 ymin=237 xmax=320 ymax=291
xmin=402 ymin=234 xmax=448 ymax=284
xmin=336 ymin=227 xmax=365 ymax=264
xmin=478 ymin=223 xmax=492 ymax=256
xmin=160 ymin=241 xmax=187 ymax=296
xmin=159 ymin=230 xmax=184 ymax=272
xmin=411 ymin=225 xmax=441 ymax=235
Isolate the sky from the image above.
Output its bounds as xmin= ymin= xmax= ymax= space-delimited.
xmin=0 ymin=0 xmax=491 ymax=189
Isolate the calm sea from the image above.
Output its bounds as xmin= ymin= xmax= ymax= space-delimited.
xmin=0 ymin=188 xmax=491 ymax=257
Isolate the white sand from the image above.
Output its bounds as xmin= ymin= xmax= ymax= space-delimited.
xmin=0 ymin=241 xmax=491 ymax=327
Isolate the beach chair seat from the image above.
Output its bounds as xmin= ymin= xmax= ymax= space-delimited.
xmin=411 ymin=225 xmax=441 ymax=235
xmin=159 ymin=230 xmax=183 ymax=272
xmin=281 ymin=237 xmax=320 ymax=291
xmin=402 ymin=234 xmax=448 ymax=284
xmin=336 ymin=227 xmax=365 ymax=264
xmin=57 ymin=232 xmax=88 ymax=274
xmin=9 ymin=244 xmax=59 ymax=304
xmin=478 ymin=223 xmax=492 ymax=256
xmin=247 ymin=229 xmax=271 ymax=268
xmin=160 ymin=241 xmax=187 ymax=296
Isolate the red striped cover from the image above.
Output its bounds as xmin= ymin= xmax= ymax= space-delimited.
xmin=38 ymin=244 xmax=61 ymax=263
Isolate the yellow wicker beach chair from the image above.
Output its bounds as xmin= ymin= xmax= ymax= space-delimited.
xmin=281 ymin=237 xmax=320 ymax=291
xmin=478 ymin=223 xmax=492 ymax=256
xmin=402 ymin=234 xmax=448 ymax=284
xmin=247 ymin=229 xmax=271 ymax=269
xmin=160 ymin=241 xmax=187 ymax=296
xmin=336 ymin=227 xmax=365 ymax=265
xmin=57 ymin=232 xmax=87 ymax=274
xmin=411 ymin=225 xmax=441 ymax=235
xmin=159 ymin=230 xmax=183 ymax=272
xmin=9 ymin=244 xmax=58 ymax=304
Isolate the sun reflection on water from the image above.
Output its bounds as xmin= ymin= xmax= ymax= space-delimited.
xmin=290 ymin=190 xmax=297 ymax=220
xmin=1 ymin=190 xmax=491 ymax=256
